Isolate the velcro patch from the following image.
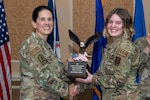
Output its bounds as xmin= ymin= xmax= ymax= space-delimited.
xmin=38 ymin=54 xmax=48 ymax=65
xmin=115 ymin=56 xmax=121 ymax=65
xmin=30 ymin=46 xmax=41 ymax=56
xmin=116 ymin=48 xmax=128 ymax=57
xmin=30 ymin=46 xmax=47 ymax=65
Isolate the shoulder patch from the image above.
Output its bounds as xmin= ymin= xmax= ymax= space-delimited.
xmin=115 ymin=56 xmax=121 ymax=65
xmin=38 ymin=54 xmax=48 ymax=65
xmin=30 ymin=46 xmax=47 ymax=65
xmin=116 ymin=48 xmax=128 ymax=57
xmin=30 ymin=46 xmax=41 ymax=56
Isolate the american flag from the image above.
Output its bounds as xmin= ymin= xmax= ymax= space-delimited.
xmin=0 ymin=0 xmax=12 ymax=100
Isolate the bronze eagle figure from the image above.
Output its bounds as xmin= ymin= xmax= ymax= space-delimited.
xmin=68 ymin=29 xmax=101 ymax=55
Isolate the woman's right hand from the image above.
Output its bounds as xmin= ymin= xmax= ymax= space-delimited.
xmin=144 ymin=34 xmax=150 ymax=54
xmin=146 ymin=34 xmax=150 ymax=47
xmin=75 ymin=69 xmax=93 ymax=84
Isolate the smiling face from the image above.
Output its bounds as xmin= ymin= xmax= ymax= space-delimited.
xmin=32 ymin=9 xmax=53 ymax=40
xmin=106 ymin=14 xmax=123 ymax=37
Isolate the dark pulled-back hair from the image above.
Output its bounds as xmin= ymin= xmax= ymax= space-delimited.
xmin=103 ymin=8 xmax=134 ymax=39
xmin=32 ymin=5 xmax=53 ymax=22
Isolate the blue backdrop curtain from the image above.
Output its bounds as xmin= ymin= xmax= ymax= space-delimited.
xmin=132 ymin=0 xmax=146 ymax=41
xmin=91 ymin=0 xmax=107 ymax=99
xmin=132 ymin=0 xmax=146 ymax=84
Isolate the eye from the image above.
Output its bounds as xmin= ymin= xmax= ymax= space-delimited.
xmin=108 ymin=20 xmax=113 ymax=24
xmin=48 ymin=17 xmax=53 ymax=21
xmin=40 ymin=18 xmax=45 ymax=21
xmin=115 ymin=21 xmax=122 ymax=25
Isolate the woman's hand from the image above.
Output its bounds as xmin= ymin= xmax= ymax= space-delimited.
xmin=146 ymin=34 xmax=150 ymax=48
xmin=144 ymin=34 xmax=150 ymax=55
xmin=75 ymin=69 xmax=93 ymax=84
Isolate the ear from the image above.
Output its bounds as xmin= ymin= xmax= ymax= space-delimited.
xmin=31 ymin=20 xmax=36 ymax=29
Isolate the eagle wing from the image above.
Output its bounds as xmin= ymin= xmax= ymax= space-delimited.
xmin=85 ymin=32 xmax=101 ymax=49
xmin=68 ymin=30 xmax=80 ymax=46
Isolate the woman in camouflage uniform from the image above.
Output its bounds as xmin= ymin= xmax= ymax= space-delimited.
xmin=19 ymin=6 xmax=80 ymax=100
xmin=134 ymin=34 xmax=150 ymax=100
xmin=76 ymin=8 xmax=141 ymax=100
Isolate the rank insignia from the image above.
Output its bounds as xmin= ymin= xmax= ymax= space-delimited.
xmin=115 ymin=56 xmax=121 ymax=65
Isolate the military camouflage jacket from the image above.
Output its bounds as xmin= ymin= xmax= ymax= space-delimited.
xmin=134 ymin=36 xmax=150 ymax=81
xmin=92 ymin=36 xmax=140 ymax=100
xmin=19 ymin=32 xmax=69 ymax=100
xmin=134 ymin=36 xmax=150 ymax=99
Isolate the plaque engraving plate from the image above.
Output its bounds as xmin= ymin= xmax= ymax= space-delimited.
xmin=67 ymin=61 xmax=90 ymax=82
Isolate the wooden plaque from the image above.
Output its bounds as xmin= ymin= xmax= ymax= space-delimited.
xmin=67 ymin=61 xmax=90 ymax=82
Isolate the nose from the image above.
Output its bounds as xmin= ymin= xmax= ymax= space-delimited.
xmin=45 ymin=20 xmax=50 ymax=24
xmin=111 ymin=22 xmax=116 ymax=27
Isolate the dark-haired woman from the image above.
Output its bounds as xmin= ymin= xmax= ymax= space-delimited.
xmin=19 ymin=5 xmax=80 ymax=100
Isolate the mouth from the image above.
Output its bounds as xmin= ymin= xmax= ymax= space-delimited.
xmin=43 ymin=26 xmax=51 ymax=30
xmin=44 ymin=25 xmax=50 ymax=28
xmin=110 ymin=29 xmax=118 ymax=32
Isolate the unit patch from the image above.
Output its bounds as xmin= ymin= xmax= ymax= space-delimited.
xmin=38 ymin=54 xmax=48 ymax=65
xmin=116 ymin=48 xmax=128 ymax=57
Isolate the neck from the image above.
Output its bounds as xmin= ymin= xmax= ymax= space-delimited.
xmin=35 ymin=32 xmax=48 ymax=41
